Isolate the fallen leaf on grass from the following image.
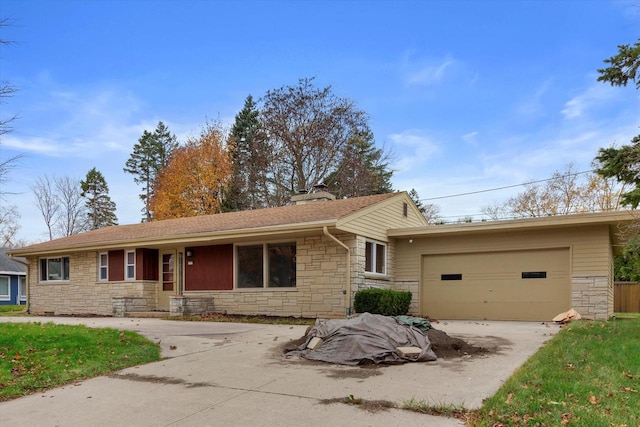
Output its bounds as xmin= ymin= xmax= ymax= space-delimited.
xmin=588 ymin=395 xmax=601 ymax=405
xmin=623 ymin=371 xmax=634 ymax=380
xmin=619 ymin=387 xmax=638 ymax=393
xmin=561 ymin=413 xmax=574 ymax=425
xmin=505 ymin=393 xmax=513 ymax=404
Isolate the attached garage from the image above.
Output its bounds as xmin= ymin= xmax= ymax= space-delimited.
xmin=421 ymin=248 xmax=570 ymax=321
xmin=390 ymin=211 xmax=637 ymax=321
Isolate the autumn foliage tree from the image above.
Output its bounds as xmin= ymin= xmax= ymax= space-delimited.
xmin=150 ymin=123 xmax=231 ymax=220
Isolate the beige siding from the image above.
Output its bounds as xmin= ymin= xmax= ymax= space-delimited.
xmin=393 ymin=224 xmax=613 ymax=320
xmin=394 ymin=225 xmax=611 ymax=281
xmin=339 ymin=195 xmax=427 ymax=242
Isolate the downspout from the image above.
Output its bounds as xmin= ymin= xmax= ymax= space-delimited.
xmin=9 ymin=255 xmax=29 ymax=313
xmin=323 ymin=226 xmax=351 ymax=317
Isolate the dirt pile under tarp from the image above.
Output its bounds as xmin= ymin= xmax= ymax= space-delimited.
xmin=285 ymin=313 xmax=438 ymax=365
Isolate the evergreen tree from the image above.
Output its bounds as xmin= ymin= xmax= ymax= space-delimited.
xmin=223 ymin=95 xmax=269 ymax=211
xmin=325 ymin=129 xmax=393 ymax=198
xmin=81 ymin=167 xmax=117 ymax=229
xmin=124 ymin=121 xmax=178 ymax=221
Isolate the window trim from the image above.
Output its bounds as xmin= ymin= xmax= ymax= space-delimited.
xmin=365 ymin=239 xmax=387 ymax=276
xmin=125 ymin=250 xmax=136 ymax=280
xmin=39 ymin=256 xmax=71 ymax=282
xmin=235 ymin=242 xmax=297 ymax=289
xmin=0 ymin=275 xmax=9 ymax=301
xmin=98 ymin=252 xmax=108 ymax=281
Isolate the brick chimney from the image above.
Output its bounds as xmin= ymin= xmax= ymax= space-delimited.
xmin=290 ymin=183 xmax=336 ymax=205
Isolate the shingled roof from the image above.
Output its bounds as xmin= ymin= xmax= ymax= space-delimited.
xmin=10 ymin=192 xmax=401 ymax=256
xmin=0 ymin=248 xmax=27 ymax=273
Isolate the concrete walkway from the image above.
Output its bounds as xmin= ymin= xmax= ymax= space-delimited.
xmin=0 ymin=316 xmax=560 ymax=426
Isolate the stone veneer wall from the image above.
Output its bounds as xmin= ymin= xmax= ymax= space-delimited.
xmin=188 ymin=235 xmax=355 ymax=319
xmin=351 ymin=236 xmax=408 ymax=312
xmin=571 ymin=276 xmax=611 ymax=320
xmin=27 ymin=253 xmax=156 ymax=316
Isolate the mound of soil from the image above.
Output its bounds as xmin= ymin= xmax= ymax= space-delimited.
xmin=427 ymin=327 xmax=487 ymax=359
xmin=282 ymin=326 xmax=488 ymax=362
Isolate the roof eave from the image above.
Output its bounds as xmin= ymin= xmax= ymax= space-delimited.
xmin=10 ymin=219 xmax=339 ymax=257
xmin=388 ymin=210 xmax=639 ymax=238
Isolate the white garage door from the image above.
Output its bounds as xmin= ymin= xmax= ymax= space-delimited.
xmin=421 ymin=248 xmax=570 ymax=321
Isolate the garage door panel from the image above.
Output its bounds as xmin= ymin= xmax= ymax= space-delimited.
xmin=421 ymin=248 xmax=570 ymax=321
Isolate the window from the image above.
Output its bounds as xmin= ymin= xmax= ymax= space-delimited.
xmin=40 ymin=257 xmax=70 ymax=281
xmin=19 ymin=277 xmax=26 ymax=301
xmin=522 ymin=271 xmax=547 ymax=279
xmin=98 ymin=252 xmax=108 ymax=281
xmin=268 ymin=243 xmax=296 ymax=288
xmin=237 ymin=243 xmax=296 ymax=289
xmin=237 ymin=245 xmax=264 ymax=288
xmin=0 ymin=276 xmax=9 ymax=300
xmin=365 ymin=240 xmax=386 ymax=275
xmin=125 ymin=250 xmax=136 ymax=280
xmin=441 ymin=274 xmax=462 ymax=281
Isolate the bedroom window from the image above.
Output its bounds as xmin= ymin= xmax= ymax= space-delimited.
xmin=98 ymin=252 xmax=108 ymax=281
xmin=40 ymin=257 xmax=70 ymax=281
xmin=237 ymin=243 xmax=296 ymax=289
xmin=365 ymin=240 xmax=386 ymax=275
xmin=125 ymin=250 xmax=136 ymax=280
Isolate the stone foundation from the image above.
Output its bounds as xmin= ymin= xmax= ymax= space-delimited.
xmin=170 ymin=296 xmax=215 ymax=317
xmin=571 ymin=276 xmax=611 ymax=320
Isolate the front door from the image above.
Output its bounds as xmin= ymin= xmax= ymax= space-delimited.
xmin=158 ymin=251 xmax=176 ymax=310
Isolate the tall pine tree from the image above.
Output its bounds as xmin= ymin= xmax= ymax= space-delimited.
xmin=80 ymin=167 xmax=118 ymax=229
xmin=324 ymin=129 xmax=393 ymax=198
xmin=223 ymin=95 xmax=269 ymax=211
xmin=124 ymin=121 xmax=178 ymax=221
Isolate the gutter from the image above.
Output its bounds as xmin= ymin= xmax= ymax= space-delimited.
xmin=323 ymin=226 xmax=351 ymax=317
xmin=8 ymin=254 xmax=29 ymax=313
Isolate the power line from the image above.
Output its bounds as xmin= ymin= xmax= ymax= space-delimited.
xmin=420 ymin=169 xmax=595 ymax=202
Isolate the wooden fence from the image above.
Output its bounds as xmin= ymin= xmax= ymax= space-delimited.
xmin=614 ymin=282 xmax=640 ymax=313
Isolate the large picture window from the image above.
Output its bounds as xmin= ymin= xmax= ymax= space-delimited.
xmin=0 ymin=276 xmax=9 ymax=300
xmin=40 ymin=257 xmax=70 ymax=281
xmin=365 ymin=240 xmax=386 ymax=275
xmin=237 ymin=243 xmax=296 ymax=289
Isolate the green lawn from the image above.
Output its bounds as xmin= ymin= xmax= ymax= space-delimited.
xmin=0 ymin=322 xmax=161 ymax=401
xmin=0 ymin=305 xmax=28 ymax=316
xmin=469 ymin=318 xmax=640 ymax=426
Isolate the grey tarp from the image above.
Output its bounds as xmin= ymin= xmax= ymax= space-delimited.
xmin=286 ymin=312 xmax=437 ymax=365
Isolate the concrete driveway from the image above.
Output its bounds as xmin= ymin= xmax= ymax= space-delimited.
xmin=0 ymin=316 xmax=560 ymax=426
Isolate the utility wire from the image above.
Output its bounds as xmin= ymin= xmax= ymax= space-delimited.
xmin=420 ymin=169 xmax=595 ymax=202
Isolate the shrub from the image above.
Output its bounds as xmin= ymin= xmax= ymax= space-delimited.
xmin=354 ymin=288 xmax=412 ymax=316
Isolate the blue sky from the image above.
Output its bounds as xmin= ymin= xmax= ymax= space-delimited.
xmin=1 ymin=0 xmax=639 ymax=243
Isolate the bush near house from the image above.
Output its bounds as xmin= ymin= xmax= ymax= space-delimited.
xmin=354 ymin=289 xmax=411 ymax=316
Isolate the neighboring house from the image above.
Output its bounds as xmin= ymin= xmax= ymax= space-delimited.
xmin=7 ymin=191 xmax=637 ymax=321
xmin=0 ymin=248 xmax=27 ymax=305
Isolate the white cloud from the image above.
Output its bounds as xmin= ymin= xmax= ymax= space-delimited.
xmin=399 ymin=49 xmax=467 ymax=87
xmin=561 ymin=81 xmax=618 ymax=119
xmin=388 ymin=130 xmax=440 ymax=172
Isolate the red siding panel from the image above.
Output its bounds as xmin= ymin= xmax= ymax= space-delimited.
xmin=185 ymin=245 xmax=233 ymax=290
xmin=108 ymin=250 xmax=124 ymax=281
xmin=137 ymin=248 xmax=159 ymax=281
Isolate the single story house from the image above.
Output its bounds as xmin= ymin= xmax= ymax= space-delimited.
xmin=8 ymin=191 xmax=637 ymax=321
xmin=0 ymin=247 xmax=27 ymax=305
